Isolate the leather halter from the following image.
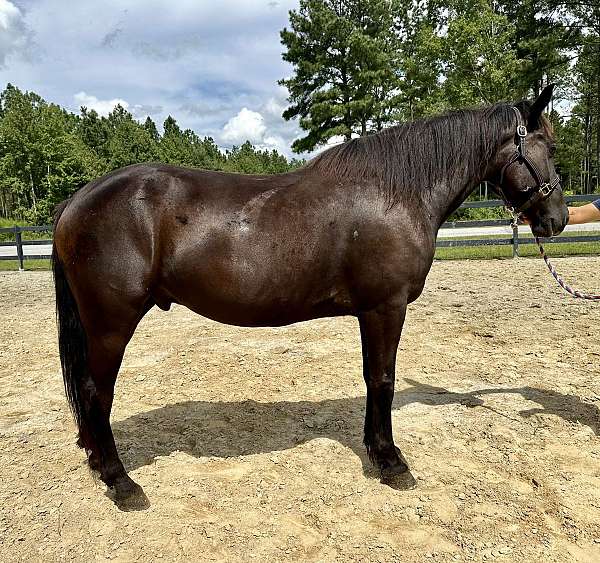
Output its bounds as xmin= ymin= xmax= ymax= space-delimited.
xmin=495 ymin=107 xmax=561 ymax=216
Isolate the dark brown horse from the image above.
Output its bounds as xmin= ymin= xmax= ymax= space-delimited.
xmin=52 ymin=85 xmax=567 ymax=510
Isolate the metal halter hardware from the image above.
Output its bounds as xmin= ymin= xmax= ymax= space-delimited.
xmin=496 ymin=107 xmax=561 ymax=219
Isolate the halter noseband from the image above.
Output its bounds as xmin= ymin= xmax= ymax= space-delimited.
xmin=496 ymin=107 xmax=561 ymax=217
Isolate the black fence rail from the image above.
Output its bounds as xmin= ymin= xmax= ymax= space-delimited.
xmin=0 ymin=225 xmax=53 ymax=269
xmin=1 ymin=194 xmax=599 ymax=269
xmin=438 ymin=194 xmax=600 ymax=257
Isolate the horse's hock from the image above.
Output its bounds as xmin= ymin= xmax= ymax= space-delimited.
xmin=1 ymin=257 xmax=600 ymax=561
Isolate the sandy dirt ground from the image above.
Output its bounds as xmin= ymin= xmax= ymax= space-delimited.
xmin=1 ymin=257 xmax=600 ymax=562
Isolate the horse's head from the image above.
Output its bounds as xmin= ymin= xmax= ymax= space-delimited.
xmin=491 ymin=85 xmax=568 ymax=238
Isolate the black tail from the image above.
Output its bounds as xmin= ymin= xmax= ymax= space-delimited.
xmin=52 ymin=200 xmax=87 ymax=437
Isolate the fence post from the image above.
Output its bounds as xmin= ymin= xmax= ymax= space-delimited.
xmin=14 ymin=225 xmax=24 ymax=271
xmin=512 ymin=222 xmax=519 ymax=258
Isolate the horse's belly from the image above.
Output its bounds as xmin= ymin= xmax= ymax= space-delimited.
xmin=177 ymin=286 xmax=351 ymax=327
xmin=164 ymin=253 xmax=351 ymax=327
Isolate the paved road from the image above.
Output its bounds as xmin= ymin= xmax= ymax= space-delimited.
xmin=1 ymin=223 xmax=599 ymax=259
xmin=438 ymin=223 xmax=599 ymax=239
xmin=0 ymin=243 xmax=53 ymax=259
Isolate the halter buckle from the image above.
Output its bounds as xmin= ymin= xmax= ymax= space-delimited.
xmin=506 ymin=205 xmax=519 ymax=225
xmin=540 ymin=183 xmax=553 ymax=197
xmin=517 ymin=125 xmax=527 ymax=138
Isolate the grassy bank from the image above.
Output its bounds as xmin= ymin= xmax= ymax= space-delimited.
xmin=0 ymin=218 xmax=52 ymax=242
xmin=0 ymin=259 xmax=51 ymax=271
xmin=435 ymin=230 xmax=600 ymax=260
xmin=2 ymin=245 xmax=598 ymax=271
xmin=435 ymin=240 xmax=600 ymax=260
xmin=1 ymin=225 xmax=598 ymax=270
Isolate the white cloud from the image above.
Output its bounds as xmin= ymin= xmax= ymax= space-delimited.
xmin=0 ymin=0 xmax=27 ymax=67
xmin=324 ymin=135 xmax=347 ymax=147
xmin=130 ymin=103 xmax=163 ymax=119
xmin=222 ymin=108 xmax=267 ymax=144
xmin=220 ymin=100 xmax=297 ymax=156
xmin=260 ymin=134 xmax=287 ymax=153
xmin=0 ymin=0 xmax=306 ymax=157
xmin=73 ymin=91 xmax=129 ymax=116
xmin=263 ymin=95 xmax=287 ymax=119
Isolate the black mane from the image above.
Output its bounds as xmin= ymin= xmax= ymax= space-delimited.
xmin=307 ymin=103 xmax=520 ymax=205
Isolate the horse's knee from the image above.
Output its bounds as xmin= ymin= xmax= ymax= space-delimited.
xmin=369 ymin=372 xmax=395 ymax=393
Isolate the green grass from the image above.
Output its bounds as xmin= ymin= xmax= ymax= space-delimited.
xmin=439 ymin=229 xmax=600 ymax=241
xmin=518 ymin=241 xmax=600 ymax=257
xmin=0 ymin=217 xmax=52 ymax=242
xmin=0 ymin=222 xmax=598 ymax=269
xmin=0 ymin=259 xmax=51 ymax=271
xmin=3 ymin=245 xmax=598 ymax=270
xmin=435 ymin=231 xmax=600 ymax=260
xmin=436 ymin=229 xmax=600 ymax=260
xmin=435 ymin=242 xmax=600 ymax=260
xmin=435 ymin=245 xmax=514 ymax=260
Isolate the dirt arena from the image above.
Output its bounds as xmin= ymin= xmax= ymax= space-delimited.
xmin=1 ymin=257 xmax=600 ymax=562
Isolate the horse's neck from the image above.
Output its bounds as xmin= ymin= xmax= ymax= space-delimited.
xmin=426 ymin=137 xmax=502 ymax=230
xmin=431 ymin=176 xmax=485 ymax=229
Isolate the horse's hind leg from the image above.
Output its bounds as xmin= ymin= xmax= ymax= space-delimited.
xmin=60 ymin=275 xmax=153 ymax=510
xmin=81 ymin=321 xmax=151 ymax=510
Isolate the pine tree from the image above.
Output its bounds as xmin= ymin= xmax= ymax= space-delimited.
xmin=392 ymin=1 xmax=445 ymax=120
xmin=279 ymin=0 xmax=400 ymax=152
xmin=550 ymin=110 xmax=585 ymax=193
xmin=105 ymin=105 xmax=159 ymax=169
xmin=77 ymin=107 xmax=110 ymax=163
xmin=442 ymin=0 xmax=524 ymax=107
xmin=495 ymin=0 xmax=576 ymax=98
xmin=224 ymin=141 xmax=297 ymax=174
xmin=143 ymin=116 xmax=159 ymax=142
xmin=553 ymin=0 xmax=600 ymax=192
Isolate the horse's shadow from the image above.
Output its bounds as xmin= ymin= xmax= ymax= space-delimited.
xmin=113 ymin=378 xmax=600 ymax=474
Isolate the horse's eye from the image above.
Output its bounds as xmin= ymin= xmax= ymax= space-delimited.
xmin=549 ymin=145 xmax=557 ymax=157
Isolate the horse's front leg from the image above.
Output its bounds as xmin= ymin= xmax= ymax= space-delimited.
xmin=358 ymin=301 xmax=416 ymax=489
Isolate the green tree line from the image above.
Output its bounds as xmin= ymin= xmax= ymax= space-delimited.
xmin=2 ymin=0 xmax=599 ymax=223
xmin=0 ymin=85 xmax=302 ymax=222
xmin=280 ymin=0 xmax=600 ymax=195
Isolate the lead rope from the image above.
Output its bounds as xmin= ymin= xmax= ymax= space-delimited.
xmin=535 ymin=237 xmax=600 ymax=300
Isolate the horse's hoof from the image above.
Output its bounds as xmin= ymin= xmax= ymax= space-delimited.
xmin=380 ymin=465 xmax=417 ymax=491
xmin=107 ymin=478 xmax=150 ymax=512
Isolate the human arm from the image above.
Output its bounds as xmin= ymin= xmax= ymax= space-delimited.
xmin=567 ymin=200 xmax=600 ymax=225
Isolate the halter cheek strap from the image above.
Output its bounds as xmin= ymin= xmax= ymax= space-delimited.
xmin=496 ymin=107 xmax=561 ymax=216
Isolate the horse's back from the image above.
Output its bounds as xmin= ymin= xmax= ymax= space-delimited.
xmin=54 ymin=163 xmax=301 ymax=249
xmin=62 ymin=163 xmax=299 ymax=211
xmin=52 ymin=162 xmax=349 ymax=324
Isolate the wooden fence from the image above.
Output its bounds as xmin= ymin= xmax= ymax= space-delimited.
xmin=1 ymin=194 xmax=599 ymax=270
xmin=438 ymin=194 xmax=600 ymax=257
xmin=0 ymin=225 xmax=53 ymax=270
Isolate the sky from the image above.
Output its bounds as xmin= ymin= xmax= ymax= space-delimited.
xmin=0 ymin=0 xmax=313 ymax=158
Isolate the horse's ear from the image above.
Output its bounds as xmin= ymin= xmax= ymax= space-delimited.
xmin=527 ymin=84 xmax=554 ymax=131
